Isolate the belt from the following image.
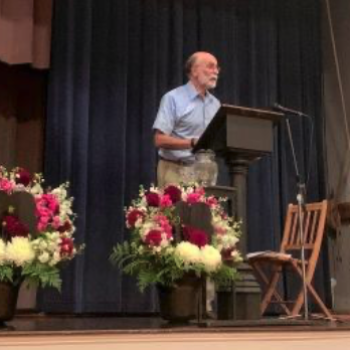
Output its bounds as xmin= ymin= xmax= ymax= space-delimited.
xmin=159 ymin=156 xmax=193 ymax=167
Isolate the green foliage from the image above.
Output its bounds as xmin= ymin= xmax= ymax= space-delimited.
xmin=21 ymin=263 xmax=62 ymax=290
xmin=110 ymin=242 xmax=238 ymax=292
xmin=211 ymin=263 xmax=240 ymax=289
xmin=0 ymin=265 xmax=14 ymax=284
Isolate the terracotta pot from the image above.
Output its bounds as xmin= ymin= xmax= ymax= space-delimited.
xmin=157 ymin=274 xmax=202 ymax=323
xmin=0 ymin=281 xmax=20 ymax=326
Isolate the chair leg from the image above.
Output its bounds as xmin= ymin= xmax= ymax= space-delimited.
xmin=290 ymin=263 xmax=334 ymax=320
xmin=253 ymin=263 xmax=291 ymax=316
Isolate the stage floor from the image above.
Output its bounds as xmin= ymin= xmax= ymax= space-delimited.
xmin=2 ymin=314 xmax=350 ymax=350
xmin=2 ymin=313 xmax=350 ymax=335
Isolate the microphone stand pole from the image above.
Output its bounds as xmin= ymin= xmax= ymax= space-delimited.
xmin=285 ymin=117 xmax=309 ymax=321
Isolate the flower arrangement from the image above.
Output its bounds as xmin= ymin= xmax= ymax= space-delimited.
xmin=110 ymin=184 xmax=242 ymax=291
xmin=0 ymin=166 xmax=83 ymax=290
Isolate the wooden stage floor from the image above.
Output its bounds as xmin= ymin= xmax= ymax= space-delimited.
xmin=1 ymin=314 xmax=350 ymax=350
xmin=2 ymin=313 xmax=350 ymax=334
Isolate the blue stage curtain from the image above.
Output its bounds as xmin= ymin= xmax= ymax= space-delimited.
xmin=40 ymin=0 xmax=328 ymax=313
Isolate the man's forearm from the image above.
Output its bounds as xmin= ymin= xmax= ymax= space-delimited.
xmin=154 ymin=131 xmax=192 ymax=150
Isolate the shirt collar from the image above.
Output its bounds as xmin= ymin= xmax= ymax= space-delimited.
xmin=185 ymin=81 xmax=215 ymax=103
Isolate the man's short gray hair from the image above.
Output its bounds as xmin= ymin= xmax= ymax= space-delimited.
xmin=184 ymin=53 xmax=198 ymax=77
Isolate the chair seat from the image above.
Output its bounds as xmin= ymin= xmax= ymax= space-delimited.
xmin=247 ymin=251 xmax=292 ymax=262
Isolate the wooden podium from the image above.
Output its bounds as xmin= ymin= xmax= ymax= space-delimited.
xmin=194 ymin=104 xmax=283 ymax=320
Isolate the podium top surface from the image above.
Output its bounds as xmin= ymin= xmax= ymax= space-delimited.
xmin=219 ymin=104 xmax=284 ymax=123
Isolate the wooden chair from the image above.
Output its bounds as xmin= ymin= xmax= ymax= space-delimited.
xmin=247 ymin=200 xmax=334 ymax=320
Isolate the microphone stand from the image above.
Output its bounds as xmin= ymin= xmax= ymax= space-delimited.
xmin=284 ymin=117 xmax=309 ymax=321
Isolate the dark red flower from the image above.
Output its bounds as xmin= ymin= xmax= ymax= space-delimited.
xmin=15 ymin=168 xmax=32 ymax=187
xmin=144 ymin=230 xmax=162 ymax=246
xmin=221 ymin=248 xmax=234 ymax=261
xmin=57 ymin=221 xmax=72 ymax=233
xmin=164 ymin=185 xmax=182 ymax=203
xmin=126 ymin=209 xmax=145 ymax=228
xmin=60 ymin=237 xmax=74 ymax=256
xmin=145 ymin=192 xmax=160 ymax=207
xmin=182 ymin=226 xmax=208 ymax=248
xmin=2 ymin=214 xmax=30 ymax=238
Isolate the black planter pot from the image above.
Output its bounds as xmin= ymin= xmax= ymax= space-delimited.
xmin=0 ymin=281 xmax=20 ymax=327
xmin=157 ymin=274 xmax=202 ymax=323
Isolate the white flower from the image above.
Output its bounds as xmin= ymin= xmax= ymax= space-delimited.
xmin=30 ymin=183 xmax=44 ymax=195
xmin=175 ymin=242 xmax=201 ymax=264
xmin=6 ymin=237 xmax=35 ymax=267
xmin=0 ymin=240 xmax=6 ymax=265
xmin=51 ymin=186 xmax=68 ymax=201
xmin=230 ymin=250 xmax=243 ymax=262
xmin=38 ymin=252 xmax=50 ymax=264
xmin=200 ymin=245 xmax=222 ymax=272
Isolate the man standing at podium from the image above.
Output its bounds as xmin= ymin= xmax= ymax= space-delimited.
xmin=153 ymin=51 xmax=221 ymax=188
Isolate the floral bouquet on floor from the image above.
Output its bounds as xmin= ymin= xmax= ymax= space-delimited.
xmin=110 ymin=183 xmax=242 ymax=292
xmin=0 ymin=166 xmax=83 ymax=290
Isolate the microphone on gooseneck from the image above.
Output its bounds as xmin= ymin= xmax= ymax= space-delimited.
xmin=273 ymin=103 xmax=310 ymax=119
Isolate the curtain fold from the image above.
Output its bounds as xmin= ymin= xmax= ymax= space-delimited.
xmin=41 ymin=0 xmax=326 ymax=313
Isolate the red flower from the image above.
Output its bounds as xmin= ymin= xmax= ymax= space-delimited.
xmin=145 ymin=192 xmax=160 ymax=207
xmin=144 ymin=230 xmax=162 ymax=246
xmin=15 ymin=168 xmax=32 ymax=187
xmin=57 ymin=220 xmax=72 ymax=233
xmin=182 ymin=226 xmax=208 ymax=248
xmin=164 ymin=185 xmax=182 ymax=203
xmin=126 ymin=209 xmax=145 ymax=228
xmin=221 ymin=248 xmax=234 ymax=261
xmin=60 ymin=237 xmax=74 ymax=256
xmin=2 ymin=214 xmax=30 ymax=238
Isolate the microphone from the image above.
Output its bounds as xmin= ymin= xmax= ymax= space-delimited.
xmin=273 ymin=103 xmax=310 ymax=118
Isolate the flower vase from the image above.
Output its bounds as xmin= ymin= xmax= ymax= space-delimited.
xmin=0 ymin=281 xmax=20 ymax=328
xmin=157 ymin=273 xmax=202 ymax=324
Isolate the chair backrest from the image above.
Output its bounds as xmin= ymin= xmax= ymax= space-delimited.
xmin=280 ymin=200 xmax=328 ymax=274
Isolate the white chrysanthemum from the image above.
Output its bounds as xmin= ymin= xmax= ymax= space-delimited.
xmin=6 ymin=237 xmax=35 ymax=267
xmin=200 ymin=245 xmax=222 ymax=272
xmin=175 ymin=242 xmax=201 ymax=264
xmin=0 ymin=240 xmax=6 ymax=264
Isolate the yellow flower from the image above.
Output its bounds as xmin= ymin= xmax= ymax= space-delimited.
xmin=6 ymin=237 xmax=35 ymax=267
xmin=0 ymin=240 xmax=6 ymax=264
xmin=200 ymin=245 xmax=222 ymax=272
xmin=175 ymin=242 xmax=201 ymax=264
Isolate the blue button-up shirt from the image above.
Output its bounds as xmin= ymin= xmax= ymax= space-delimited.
xmin=153 ymin=81 xmax=221 ymax=163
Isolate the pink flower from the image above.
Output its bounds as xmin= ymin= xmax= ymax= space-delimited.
xmin=186 ymin=192 xmax=201 ymax=204
xmin=164 ymin=185 xmax=182 ymax=203
xmin=126 ymin=209 xmax=145 ymax=228
xmin=52 ymin=216 xmax=62 ymax=229
xmin=206 ymin=196 xmax=218 ymax=208
xmin=0 ymin=178 xmax=15 ymax=194
xmin=144 ymin=230 xmax=163 ymax=246
xmin=160 ymin=194 xmax=172 ymax=208
xmin=182 ymin=226 xmax=208 ymax=248
xmin=15 ymin=168 xmax=32 ymax=187
xmin=154 ymin=214 xmax=173 ymax=238
xmin=214 ymin=226 xmax=227 ymax=235
xmin=145 ymin=192 xmax=160 ymax=207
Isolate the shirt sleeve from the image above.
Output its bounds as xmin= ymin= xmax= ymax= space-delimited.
xmin=152 ymin=93 xmax=176 ymax=135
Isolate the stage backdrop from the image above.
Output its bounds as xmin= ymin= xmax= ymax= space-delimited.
xmin=40 ymin=0 xmax=328 ymax=313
